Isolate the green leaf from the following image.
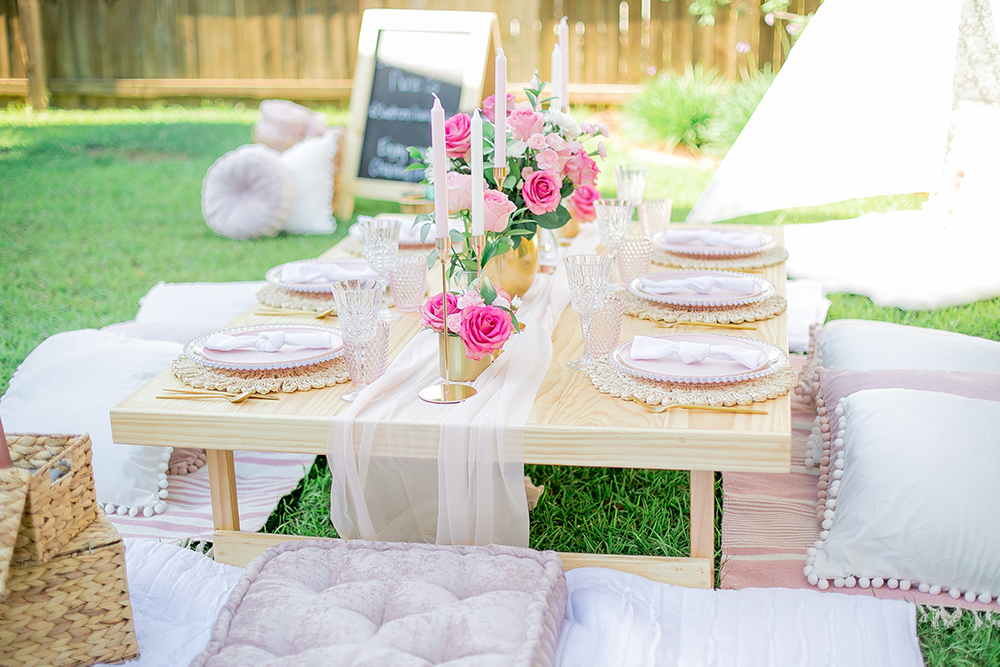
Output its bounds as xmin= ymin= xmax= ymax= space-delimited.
xmin=406 ymin=146 xmax=424 ymax=160
xmin=480 ymin=280 xmax=497 ymax=305
xmin=559 ymin=181 xmax=574 ymax=198
xmin=404 ymin=163 xmax=424 ymax=172
xmin=506 ymin=228 xmax=534 ymax=236
xmin=426 ymin=249 xmax=438 ymax=270
xmin=503 ymin=170 xmax=518 ymax=190
xmin=449 ymin=229 xmax=465 ymax=245
xmin=415 ymin=213 xmax=431 ymax=223
xmin=534 ymin=207 xmax=570 ymax=230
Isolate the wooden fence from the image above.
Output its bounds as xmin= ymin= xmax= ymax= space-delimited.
xmin=0 ymin=0 xmax=822 ymax=109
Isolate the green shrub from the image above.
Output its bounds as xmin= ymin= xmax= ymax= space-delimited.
xmin=624 ymin=65 xmax=725 ymax=151
xmin=704 ymin=64 xmax=776 ymax=153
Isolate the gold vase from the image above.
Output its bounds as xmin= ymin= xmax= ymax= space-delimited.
xmin=484 ymin=234 xmax=539 ymax=299
xmin=557 ymin=216 xmax=581 ymax=240
xmin=439 ymin=333 xmax=493 ymax=383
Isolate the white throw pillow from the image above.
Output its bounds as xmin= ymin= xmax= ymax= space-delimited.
xmin=798 ymin=319 xmax=1000 ymax=400
xmin=279 ymin=130 xmax=338 ymax=235
xmin=805 ymin=388 xmax=1000 ymax=604
xmin=202 ymin=144 xmax=294 ymax=240
xmin=0 ymin=330 xmax=181 ymax=516
xmin=253 ymin=99 xmax=328 ymax=153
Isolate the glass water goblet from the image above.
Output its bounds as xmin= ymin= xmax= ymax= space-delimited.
xmin=594 ymin=199 xmax=634 ymax=291
xmin=615 ymin=164 xmax=648 ymax=212
xmin=331 ymin=278 xmax=383 ymax=401
xmin=358 ymin=216 xmax=402 ymax=321
xmin=563 ymin=255 xmax=614 ymax=370
xmin=341 ymin=321 xmax=390 ymax=402
xmin=589 ymin=294 xmax=625 ymax=359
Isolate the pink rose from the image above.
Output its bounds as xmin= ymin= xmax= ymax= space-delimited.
xmin=521 ymin=166 xmax=535 ymax=180
xmin=545 ymin=134 xmax=568 ymax=151
xmin=565 ymin=185 xmax=601 ymax=222
xmin=481 ymin=93 xmax=517 ymax=124
xmin=457 ymin=288 xmax=485 ymax=310
xmin=536 ymin=148 xmax=561 ymax=172
xmin=446 ymin=313 xmax=462 ymax=333
xmin=460 ymin=305 xmax=514 ymax=361
xmin=508 ymin=109 xmax=544 ymax=142
xmin=419 ymin=292 xmax=460 ymax=332
xmin=564 ymin=149 xmax=599 ymax=187
xmin=446 ymin=172 xmax=474 ymax=213
xmin=597 ymin=142 xmax=607 ymax=159
xmin=483 ymin=189 xmax=517 ymax=232
xmin=444 ymin=113 xmax=472 ymax=159
xmin=521 ymin=170 xmax=562 ymax=216
xmin=527 ymin=133 xmax=546 ymax=150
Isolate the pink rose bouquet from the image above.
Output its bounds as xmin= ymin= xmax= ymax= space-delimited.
xmin=409 ymin=76 xmax=607 ymax=277
xmin=420 ymin=279 xmax=521 ymax=361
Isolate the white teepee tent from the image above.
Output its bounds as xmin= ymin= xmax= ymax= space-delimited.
xmin=686 ymin=0 xmax=1000 ymax=309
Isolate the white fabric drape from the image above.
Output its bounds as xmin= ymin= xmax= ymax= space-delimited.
xmin=686 ymin=0 xmax=962 ymax=224
xmin=328 ymin=227 xmax=601 ymax=546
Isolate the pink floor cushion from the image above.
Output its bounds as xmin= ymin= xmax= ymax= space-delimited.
xmin=253 ymin=99 xmax=328 ymax=153
xmin=191 ymin=540 xmax=567 ymax=667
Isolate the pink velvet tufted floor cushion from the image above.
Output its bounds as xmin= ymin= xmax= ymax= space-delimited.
xmin=190 ymin=539 xmax=568 ymax=667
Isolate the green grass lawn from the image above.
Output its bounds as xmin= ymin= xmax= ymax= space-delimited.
xmin=2 ymin=105 xmax=998 ymax=665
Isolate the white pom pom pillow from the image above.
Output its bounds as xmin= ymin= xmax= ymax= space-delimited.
xmin=202 ymin=131 xmax=340 ymax=239
xmin=804 ymin=388 xmax=1000 ymax=605
xmin=202 ymin=144 xmax=294 ymax=239
xmin=807 ymin=369 xmax=1000 ymax=530
xmin=0 ymin=330 xmax=182 ymax=517
xmin=797 ymin=320 xmax=1000 ymax=402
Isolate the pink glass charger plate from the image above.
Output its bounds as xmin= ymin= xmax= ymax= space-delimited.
xmin=265 ymin=258 xmax=373 ymax=294
xmin=184 ymin=324 xmax=344 ymax=371
xmin=610 ymin=333 xmax=788 ymax=385
xmin=627 ymin=269 xmax=775 ymax=309
xmin=652 ymin=229 xmax=778 ymax=258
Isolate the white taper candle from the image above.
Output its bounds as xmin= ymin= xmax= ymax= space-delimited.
xmin=471 ymin=110 xmax=484 ymax=236
xmin=550 ymin=44 xmax=562 ymax=110
xmin=495 ymin=47 xmax=507 ymax=169
xmin=431 ymin=95 xmax=448 ymax=239
xmin=559 ymin=17 xmax=570 ymax=110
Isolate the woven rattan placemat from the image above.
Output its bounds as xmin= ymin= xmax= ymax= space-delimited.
xmin=172 ymin=355 xmax=349 ymax=394
xmin=652 ymin=245 xmax=789 ymax=270
xmin=622 ymin=291 xmax=787 ymax=325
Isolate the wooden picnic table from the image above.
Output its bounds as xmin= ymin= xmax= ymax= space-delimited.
xmin=110 ymin=226 xmax=790 ymax=588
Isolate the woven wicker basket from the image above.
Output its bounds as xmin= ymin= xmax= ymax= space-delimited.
xmin=6 ymin=433 xmax=100 ymax=564
xmin=1 ymin=512 xmax=138 ymax=666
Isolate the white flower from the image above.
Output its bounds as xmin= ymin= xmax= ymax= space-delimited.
xmin=546 ymin=110 xmax=581 ymax=138
xmin=508 ymin=141 xmax=528 ymax=158
xmin=511 ymin=295 xmax=523 ymax=309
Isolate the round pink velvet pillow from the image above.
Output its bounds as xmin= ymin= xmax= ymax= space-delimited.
xmin=201 ymin=144 xmax=293 ymax=240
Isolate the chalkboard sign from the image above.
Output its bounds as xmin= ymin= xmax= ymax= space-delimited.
xmin=336 ymin=10 xmax=501 ymax=220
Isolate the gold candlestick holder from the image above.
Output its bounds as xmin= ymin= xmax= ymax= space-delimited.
xmin=492 ymin=166 xmax=509 ymax=193
xmin=419 ymin=237 xmax=477 ymax=404
xmin=470 ymin=233 xmax=486 ymax=283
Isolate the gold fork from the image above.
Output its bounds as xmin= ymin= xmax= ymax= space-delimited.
xmin=630 ymin=396 xmax=767 ymax=415
xmin=156 ymin=388 xmax=279 ymax=403
xmin=656 ymin=321 xmax=757 ymax=331
xmin=255 ymin=306 xmax=335 ymax=319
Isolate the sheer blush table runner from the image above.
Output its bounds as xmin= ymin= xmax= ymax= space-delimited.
xmin=328 ymin=228 xmax=601 ymax=547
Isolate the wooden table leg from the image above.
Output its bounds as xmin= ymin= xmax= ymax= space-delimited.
xmin=690 ymin=470 xmax=715 ymax=586
xmin=207 ymin=450 xmax=241 ymax=533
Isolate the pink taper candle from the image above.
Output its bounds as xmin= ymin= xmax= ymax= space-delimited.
xmin=430 ymin=95 xmax=448 ymax=239
xmin=494 ymin=48 xmax=507 ymax=168
xmin=559 ymin=17 xmax=570 ymax=110
xmin=471 ymin=110 xmax=484 ymax=236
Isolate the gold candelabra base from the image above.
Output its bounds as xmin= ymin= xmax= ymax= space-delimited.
xmin=419 ymin=237 xmax=477 ymax=404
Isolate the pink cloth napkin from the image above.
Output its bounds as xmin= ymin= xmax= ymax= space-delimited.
xmin=631 ymin=335 xmax=765 ymax=369
xmin=204 ymin=330 xmax=334 ymax=353
xmin=640 ymin=275 xmax=757 ymax=295
xmin=664 ymin=229 xmax=765 ymax=248
xmin=280 ymin=263 xmax=378 ymax=284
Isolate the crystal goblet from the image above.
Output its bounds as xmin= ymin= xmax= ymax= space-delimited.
xmin=615 ymin=164 xmax=648 ymax=210
xmin=358 ymin=216 xmax=402 ymax=321
xmin=594 ymin=199 xmax=634 ymax=291
xmin=341 ymin=321 xmax=390 ymax=402
xmin=616 ymin=235 xmax=654 ymax=287
xmin=563 ymin=254 xmax=614 ymax=370
xmin=331 ymin=278 xmax=382 ymax=401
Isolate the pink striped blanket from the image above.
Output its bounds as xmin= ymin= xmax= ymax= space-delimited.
xmin=108 ymin=451 xmax=315 ymax=542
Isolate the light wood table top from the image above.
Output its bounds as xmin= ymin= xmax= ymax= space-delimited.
xmin=111 ymin=227 xmax=790 ymax=475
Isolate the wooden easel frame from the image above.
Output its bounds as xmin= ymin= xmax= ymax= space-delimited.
xmin=335 ymin=9 xmax=502 ymax=221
